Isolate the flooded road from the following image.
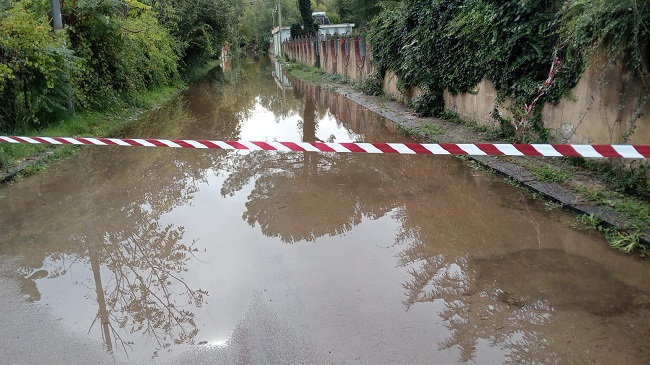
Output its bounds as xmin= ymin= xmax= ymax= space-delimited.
xmin=1 ymin=58 xmax=649 ymax=364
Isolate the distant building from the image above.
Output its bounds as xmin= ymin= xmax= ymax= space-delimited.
xmin=312 ymin=12 xmax=330 ymax=25
xmin=269 ymin=12 xmax=355 ymax=55
xmin=270 ymin=26 xmax=291 ymax=55
xmin=317 ymin=23 xmax=355 ymax=38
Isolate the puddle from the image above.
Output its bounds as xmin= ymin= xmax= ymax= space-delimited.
xmin=0 ymin=57 xmax=649 ymax=364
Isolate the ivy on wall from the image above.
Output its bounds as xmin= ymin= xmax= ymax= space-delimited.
xmin=368 ymin=0 xmax=649 ymax=142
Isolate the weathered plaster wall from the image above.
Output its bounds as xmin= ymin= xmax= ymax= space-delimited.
xmin=443 ymin=55 xmax=650 ymax=144
xmin=382 ymin=70 xmax=422 ymax=104
xmin=285 ymin=40 xmax=650 ymax=145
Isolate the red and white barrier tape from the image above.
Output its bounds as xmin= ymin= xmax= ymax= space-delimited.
xmin=1 ymin=136 xmax=649 ymax=158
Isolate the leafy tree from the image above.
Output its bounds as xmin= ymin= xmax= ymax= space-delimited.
xmin=0 ymin=1 xmax=75 ymax=131
xmin=235 ymin=0 xmax=300 ymax=50
xmin=149 ymin=0 xmax=237 ymax=65
xmin=334 ymin=0 xmax=383 ymax=27
xmin=63 ymin=0 xmax=179 ymax=107
xmin=298 ymin=0 xmax=317 ymax=36
xmin=290 ymin=23 xmax=305 ymax=38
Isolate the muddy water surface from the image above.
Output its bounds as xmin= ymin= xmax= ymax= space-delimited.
xmin=1 ymin=58 xmax=649 ymax=364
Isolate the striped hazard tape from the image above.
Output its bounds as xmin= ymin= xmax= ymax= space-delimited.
xmin=1 ymin=136 xmax=649 ymax=158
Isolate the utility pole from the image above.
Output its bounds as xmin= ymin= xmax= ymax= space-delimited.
xmin=51 ymin=0 xmax=63 ymax=33
xmin=277 ymin=0 xmax=282 ymax=56
xmin=51 ymin=0 xmax=74 ymax=113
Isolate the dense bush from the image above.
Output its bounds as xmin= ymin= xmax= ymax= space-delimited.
xmin=0 ymin=1 xmax=75 ymax=131
xmin=65 ymin=0 xmax=180 ymax=108
xmin=0 ymin=0 xmax=238 ymax=134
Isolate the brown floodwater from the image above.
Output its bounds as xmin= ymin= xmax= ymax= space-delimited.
xmin=1 ymin=57 xmax=649 ymax=364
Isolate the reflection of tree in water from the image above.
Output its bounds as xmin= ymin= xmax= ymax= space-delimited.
xmin=397 ymin=227 xmax=559 ymax=364
xmin=7 ymin=94 xmax=230 ymax=359
xmin=221 ymin=91 xmax=402 ymax=243
xmin=222 ymin=74 xmax=569 ymax=364
xmin=82 ymin=211 xmax=207 ymax=356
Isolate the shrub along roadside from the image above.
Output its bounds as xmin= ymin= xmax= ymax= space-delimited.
xmin=0 ymin=85 xmax=180 ymax=178
xmin=0 ymin=0 xmax=237 ymax=141
xmin=0 ymin=0 xmax=238 ymax=172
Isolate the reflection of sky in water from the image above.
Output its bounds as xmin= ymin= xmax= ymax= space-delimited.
xmin=239 ymin=99 xmax=359 ymax=142
xmin=30 ymin=172 xmax=433 ymax=363
xmin=5 ymin=58 xmax=650 ymax=365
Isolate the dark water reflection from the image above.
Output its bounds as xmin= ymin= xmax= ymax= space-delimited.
xmin=1 ymin=58 xmax=649 ymax=364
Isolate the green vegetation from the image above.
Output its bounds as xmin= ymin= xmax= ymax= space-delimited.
xmin=571 ymin=183 xmax=650 ymax=227
xmin=298 ymin=0 xmax=318 ymax=36
xmin=544 ymin=200 xmax=563 ymax=211
xmin=0 ymin=86 xmax=180 ymax=175
xmin=411 ymin=123 xmax=444 ymax=137
xmin=237 ymin=0 xmax=300 ymax=50
xmin=564 ymin=157 xmax=650 ymax=198
xmin=606 ymin=229 xmax=645 ymax=255
xmin=576 ymin=213 xmax=602 ymax=231
xmin=530 ymin=163 xmax=570 ymax=183
xmin=367 ymin=0 xmax=650 ymax=142
xmin=285 ymin=62 xmax=349 ymax=84
xmin=0 ymin=0 xmax=241 ymax=171
xmin=573 ymin=212 xmax=647 ymax=255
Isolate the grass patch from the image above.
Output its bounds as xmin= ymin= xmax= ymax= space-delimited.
xmin=396 ymin=123 xmax=445 ymax=142
xmin=413 ymin=123 xmax=445 ymax=136
xmin=1 ymin=85 xmax=182 ymax=176
xmin=544 ymin=200 xmax=563 ymax=211
xmin=564 ymin=156 xmax=650 ymax=198
xmin=575 ymin=213 xmax=602 ymax=231
xmin=571 ymin=183 xmax=650 ymax=227
xmin=570 ymin=212 xmax=647 ymax=255
xmin=605 ymin=229 xmax=646 ymax=255
xmin=285 ymin=62 xmax=349 ymax=85
xmin=530 ymin=163 xmax=570 ymax=183
xmin=439 ymin=109 xmax=505 ymax=139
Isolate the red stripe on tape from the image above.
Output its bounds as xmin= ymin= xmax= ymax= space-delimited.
xmin=146 ymin=139 xmax=171 ymax=148
xmin=251 ymin=141 xmax=276 ymax=151
xmin=225 ymin=141 xmax=249 ymax=150
xmin=173 ymin=140 xmax=196 ymax=148
xmin=514 ymin=144 xmax=543 ymax=156
xmin=310 ymin=142 xmax=336 ymax=152
xmin=372 ymin=143 xmax=399 ymax=154
xmin=404 ymin=143 xmax=433 ymax=154
xmin=635 ymin=145 xmax=650 ymax=158
xmin=97 ymin=138 xmax=118 ymax=145
xmin=10 ymin=136 xmax=31 ymax=144
xmin=592 ymin=145 xmax=622 ymax=158
xmin=52 ymin=137 xmax=74 ymax=145
xmin=340 ymin=143 xmax=366 ymax=153
xmin=280 ymin=142 xmax=306 ymax=151
xmin=552 ymin=144 xmax=580 ymax=157
xmin=122 ymin=139 xmax=143 ymax=147
xmin=440 ymin=144 xmax=468 ymax=155
xmin=476 ymin=144 xmax=504 ymax=156
xmin=197 ymin=140 xmax=223 ymax=149
xmin=31 ymin=137 xmax=51 ymax=144
xmin=76 ymin=138 xmax=97 ymax=145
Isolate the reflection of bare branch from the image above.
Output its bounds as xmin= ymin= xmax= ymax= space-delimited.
xmin=80 ymin=215 xmax=207 ymax=358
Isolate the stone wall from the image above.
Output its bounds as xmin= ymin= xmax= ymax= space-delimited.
xmin=283 ymin=36 xmax=374 ymax=81
xmin=283 ymin=40 xmax=650 ymax=145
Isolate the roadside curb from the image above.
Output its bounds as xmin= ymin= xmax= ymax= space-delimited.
xmin=0 ymin=150 xmax=56 ymax=184
xmin=323 ymin=82 xmax=650 ymax=247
